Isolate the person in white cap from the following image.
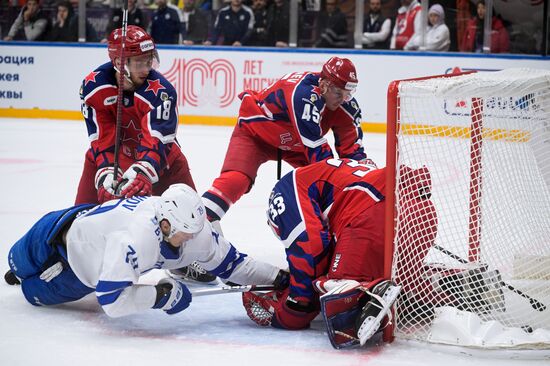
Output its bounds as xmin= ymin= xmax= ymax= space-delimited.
xmin=405 ymin=4 xmax=450 ymax=51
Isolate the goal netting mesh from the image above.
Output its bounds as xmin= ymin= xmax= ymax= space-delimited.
xmin=388 ymin=68 xmax=550 ymax=349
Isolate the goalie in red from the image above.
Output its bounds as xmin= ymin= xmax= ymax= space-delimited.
xmin=75 ymin=25 xmax=195 ymax=205
xmin=201 ymin=57 xmax=374 ymax=223
xmin=242 ymin=158 xmax=439 ymax=349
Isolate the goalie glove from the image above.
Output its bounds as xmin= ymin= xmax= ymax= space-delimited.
xmin=95 ymin=166 xmax=123 ymax=203
xmin=242 ymin=287 xmax=319 ymax=330
xmin=153 ymin=277 xmax=192 ymax=315
xmin=118 ymin=161 xmax=159 ymax=198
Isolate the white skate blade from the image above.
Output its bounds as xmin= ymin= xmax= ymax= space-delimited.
xmin=357 ymin=285 xmax=402 ymax=346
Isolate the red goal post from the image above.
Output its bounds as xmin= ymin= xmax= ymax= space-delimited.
xmin=383 ymin=69 xmax=550 ymax=350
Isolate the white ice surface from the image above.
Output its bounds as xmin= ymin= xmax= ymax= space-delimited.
xmin=0 ymin=119 xmax=547 ymax=365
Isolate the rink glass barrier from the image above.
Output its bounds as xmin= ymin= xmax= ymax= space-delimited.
xmin=0 ymin=0 xmax=548 ymax=55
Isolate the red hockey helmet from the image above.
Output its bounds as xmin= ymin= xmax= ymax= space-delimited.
xmin=107 ymin=25 xmax=155 ymax=63
xmin=320 ymin=57 xmax=358 ymax=92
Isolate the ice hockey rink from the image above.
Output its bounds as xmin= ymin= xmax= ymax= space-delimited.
xmin=0 ymin=118 xmax=548 ymax=365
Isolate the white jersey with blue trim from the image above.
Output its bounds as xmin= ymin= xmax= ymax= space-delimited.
xmin=65 ymin=196 xmax=279 ymax=317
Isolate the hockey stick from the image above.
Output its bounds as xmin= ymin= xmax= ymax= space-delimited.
xmin=433 ymin=244 xmax=546 ymax=312
xmin=276 ymin=149 xmax=282 ymax=180
xmin=191 ymin=284 xmax=276 ymax=297
xmin=112 ymin=0 xmax=129 ymax=183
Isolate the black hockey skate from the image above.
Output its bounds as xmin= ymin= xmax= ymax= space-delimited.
xmin=4 ymin=270 xmax=20 ymax=285
xmin=170 ymin=261 xmax=217 ymax=283
xmin=355 ymin=280 xmax=401 ymax=345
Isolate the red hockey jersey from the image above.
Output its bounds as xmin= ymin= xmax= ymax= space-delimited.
xmin=293 ymin=158 xmax=385 ymax=240
xmin=80 ymin=62 xmax=180 ymax=175
xmin=237 ymin=72 xmax=366 ymax=164
xmin=267 ymin=158 xmax=385 ymax=300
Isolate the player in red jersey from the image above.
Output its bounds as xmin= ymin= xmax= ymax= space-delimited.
xmin=75 ymin=25 xmax=195 ymax=205
xmin=202 ymin=57 xmax=374 ymax=223
xmin=242 ymin=159 xmax=439 ymax=348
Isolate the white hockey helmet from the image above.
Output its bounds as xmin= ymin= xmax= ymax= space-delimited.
xmin=156 ymin=184 xmax=205 ymax=237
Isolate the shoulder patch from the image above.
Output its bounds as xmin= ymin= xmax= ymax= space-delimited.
xmin=144 ymin=79 xmax=166 ymax=97
xmin=84 ymin=71 xmax=100 ymax=87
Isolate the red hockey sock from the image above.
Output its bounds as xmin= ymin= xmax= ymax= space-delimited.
xmin=202 ymin=171 xmax=252 ymax=221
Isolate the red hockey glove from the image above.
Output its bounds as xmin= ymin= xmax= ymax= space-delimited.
xmin=95 ymin=166 xmax=123 ymax=203
xmin=119 ymin=161 xmax=159 ymax=198
xmin=242 ymin=288 xmax=319 ymax=330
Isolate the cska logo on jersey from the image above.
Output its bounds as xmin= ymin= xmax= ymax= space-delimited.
xmin=145 ymin=79 xmax=166 ymax=96
xmin=84 ymin=71 xmax=100 ymax=86
xmin=122 ymin=119 xmax=143 ymax=144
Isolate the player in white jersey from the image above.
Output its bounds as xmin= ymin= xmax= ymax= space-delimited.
xmin=5 ymin=184 xmax=287 ymax=317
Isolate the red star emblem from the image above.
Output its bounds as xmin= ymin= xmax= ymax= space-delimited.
xmin=84 ymin=71 xmax=100 ymax=86
xmin=145 ymin=79 xmax=166 ymax=96
xmin=122 ymin=119 xmax=143 ymax=145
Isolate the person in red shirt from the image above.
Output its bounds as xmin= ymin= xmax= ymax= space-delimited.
xmin=390 ymin=0 xmax=422 ymax=50
xmin=202 ymin=57 xmax=371 ymax=223
xmin=76 ymin=25 xmax=195 ymax=205
xmin=241 ymin=159 xmax=438 ymax=348
xmin=459 ymin=0 xmax=509 ymax=53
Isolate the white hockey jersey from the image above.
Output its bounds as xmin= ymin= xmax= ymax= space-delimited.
xmin=65 ymin=196 xmax=279 ymax=317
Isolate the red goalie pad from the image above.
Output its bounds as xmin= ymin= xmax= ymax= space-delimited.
xmin=320 ymin=279 xmax=401 ymax=349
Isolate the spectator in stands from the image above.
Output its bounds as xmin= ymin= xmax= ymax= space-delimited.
xmin=47 ymin=1 xmax=77 ymax=42
xmin=362 ymin=0 xmax=392 ymax=49
xmin=150 ymin=0 xmax=185 ymax=44
xmin=314 ymin=0 xmax=348 ymax=48
xmin=390 ymin=0 xmax=422 ymax=50
xmin=404 ymin=4 xmax=450 ymax=51
xmin=204 ymin=0 xmax=254 ymax=46
xmin=248 ymin=0 xmax=269 ymax=46
xmin=182 ymin=0 xmax=210 ymax=45
xmin=459 ymin=0 xmax=509 ymax=53
xmin=266 ymin=0 xmax=289 ymax=47
xmin=102 ymin=0 xmax=148 ymax=43
xmin=4 ymin=0 xmax=49 ymax=41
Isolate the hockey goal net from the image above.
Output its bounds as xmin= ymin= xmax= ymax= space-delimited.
xmin=384 ymin=68 xmax=550 ymax=350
